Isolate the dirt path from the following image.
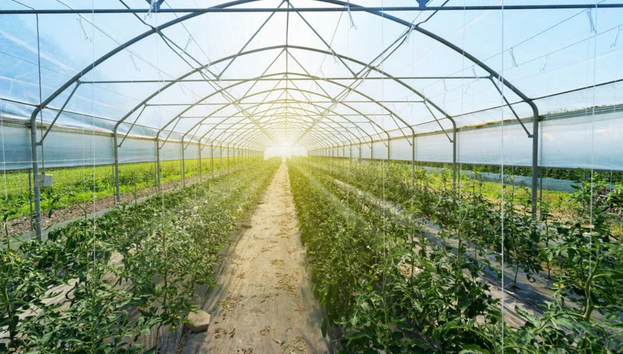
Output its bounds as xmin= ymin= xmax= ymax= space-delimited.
xmin=180 ymin=163 xmax=331 ymax=354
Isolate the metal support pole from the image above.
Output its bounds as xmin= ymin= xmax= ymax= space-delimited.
xmin=220 ymin=146 xmax=224 ymax=171
xmin=227 ymin=145 xmax=231 ymax=173
xmin=411 ymin=135 xmax=415 ymax=183
xmin=156 ymin=138 xmax=161 ymax=191
xmin=452 ymin=129 xmax=457 ymax=195
xmin=181 ymin=137 xmax=186 ymax=187
xmin=113 ymin=134 xmax=121 ymax=203
xmin=198 ymin=142 xmax=203 ymax=182
xmin=28 ymin=169 xmax=33 ymax=232
xmin=531 ymin=114 xmax=539 ymax=218
xmin=210 ymin=143 xmax=214 ymax=178
xmin=29 ymin=121 xmax=42 ymax=239
xmin=371 ymin=138 xmax=375 ymax=160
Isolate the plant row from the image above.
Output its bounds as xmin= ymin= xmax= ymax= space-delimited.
xmin=1 ymin=155 xmax=260 ymax=223
xmin=288 ymin=157 xmax=623 ymax=353
xmin=402 ymin=160 xmax=623 ymax=184
xmin=0 ymin=158 xmax=279 ymax=353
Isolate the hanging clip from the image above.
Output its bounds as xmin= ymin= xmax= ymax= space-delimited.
xmin=405 ymin=24 xmax=416 ymax=44
xmin=443 ymin=79 xmax=448 ymax=92
xmin=144 ymin=0 xmax=164 ymax=19
xmin=612 ymin=26 xmax=621 ymax=48
xmin=331 ymin=49 xmax=338 ymax=64
xmin=540 ymin=55 xmax=549 ymax=72
xmin=509 ymin=47 xmax=518 ymax=67
xmin=472 ymin=67 xmax=479 ymax=81
xmin=183 ymin=36 xmax=193 ymax=54
xmin=129 ymin=54 xmax=141 ymax=72
xmin=319 ymin=67 xmax=327 ymax=82
xmin=586 ymin=9 xmax=597 ymax=34
xmin=76 ymin=18 xmax=92 ymax=42
xmin=145 ymin=3 xmax=153 ymax=19
xmin=346 ymin=1 xmax=357 ymax=30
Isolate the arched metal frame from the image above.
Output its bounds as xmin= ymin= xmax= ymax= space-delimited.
xmin=26 ymin=0 xmax=544 ymax=238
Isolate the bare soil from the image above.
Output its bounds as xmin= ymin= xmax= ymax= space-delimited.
xmin=179 ymin=164 xmax=331 ymax=354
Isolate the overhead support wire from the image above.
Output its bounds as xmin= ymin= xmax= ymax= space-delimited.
xmin=346 ymin=0 xmax=357 ymax=29
xmin=290 ymin=2 xmax=358 ymax=77
xmin=7 ymin=4 xmax=623 ymax=14
xmin=81 ymin=75 xmax=489 ymax=84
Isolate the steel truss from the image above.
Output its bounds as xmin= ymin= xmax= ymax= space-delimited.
xmin=22 ymin=0 xmax=553 ymax=237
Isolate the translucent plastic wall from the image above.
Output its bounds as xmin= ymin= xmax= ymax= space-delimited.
xmin=312 ymin=107 xmax=623 ymax=172
xmin=0 ymin=122 xmax=247 ymax=171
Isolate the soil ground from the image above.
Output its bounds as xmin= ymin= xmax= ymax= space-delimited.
xmin=180 ymin=164 xmax=331 ymax=354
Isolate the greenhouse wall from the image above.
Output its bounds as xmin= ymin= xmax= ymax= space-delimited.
xmin=312 ymin=109 xmax=623 ymax=172
xmin=0 ymin=123 xmax=261 ymax=171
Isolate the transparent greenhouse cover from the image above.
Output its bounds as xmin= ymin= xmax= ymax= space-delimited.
xmin=0 ymin=0 xmax=622 ymax=168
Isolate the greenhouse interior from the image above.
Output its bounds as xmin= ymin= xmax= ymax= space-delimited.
xmin=1 ymin=0 xmax=623 ymax=353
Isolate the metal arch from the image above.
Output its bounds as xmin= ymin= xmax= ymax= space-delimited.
xmin=106 ymin=45 xmax=431 ymax=170
xmin=210 ymin=113 xmax=350 ymax=147
xmin=321 ymin=0 xmax=540 ymax=215
xmin=210 ymin=108 xmax=370 ymax=150
xmin=209 ymin=119 xmax=359 ymax=164
xmin=192 ymin=98 xmax=370 ymax=147
xmin=104 ymin=42 xmax=448 ymax=184
xmin=234 ymin=127 xmax=336 ymax=154
xmin=219 ymin=126 xmax=335 ymax=156
xmin=222 ymin=122 xmax=345 ymax=152
xmin=50 ymin=0 xmax=538 ymax=151
xmin=28 ymin=1 xmax=543 ymax=237
xmin=31 ymin=1 xmax=531 ymax=147
xmin=146 ymin=74 xmax=392 ymax=157
xmin=183 ymin=88 xmax=382 ymax=145
xmin=196 ymin=106 xmax=352 ymax=150
xmin=200 ymin=103 xmax=364 ymax=146
xmin=109 ymin=40 xmax=455 ymax=151
xmin=200 ymin=104 xmax=357 ymax=150
xmin=191 ymin=97 xmax=381 ymax=153
xmin=217 ymin=119 xmax=357 ymax=153
xmin=213 ymin=113 xmax=358 ymax=149
xmin=150 ymin=70 xmax=391 ymax=147
xmin=213 ymin=109 xmax=354 ymax=146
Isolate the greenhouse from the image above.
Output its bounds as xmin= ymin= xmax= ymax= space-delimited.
xmin=1 ymin=0 xmax=623 ymax=353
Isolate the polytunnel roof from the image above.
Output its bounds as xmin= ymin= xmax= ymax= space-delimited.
xmin=1 ymin=0 xmax=622 ymax=150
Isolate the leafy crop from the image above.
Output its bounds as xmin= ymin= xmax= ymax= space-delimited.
xmin=1 ymin=156 xmax=258 ymax=223
xmin=0 ymin=158 xmax=278 ymax=353
xmin=289 ymin=157 xmax=623 ymax=353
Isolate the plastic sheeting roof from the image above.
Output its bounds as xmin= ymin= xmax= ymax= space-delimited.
xmin=1 ymin=0 xmax=622 ymax=150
